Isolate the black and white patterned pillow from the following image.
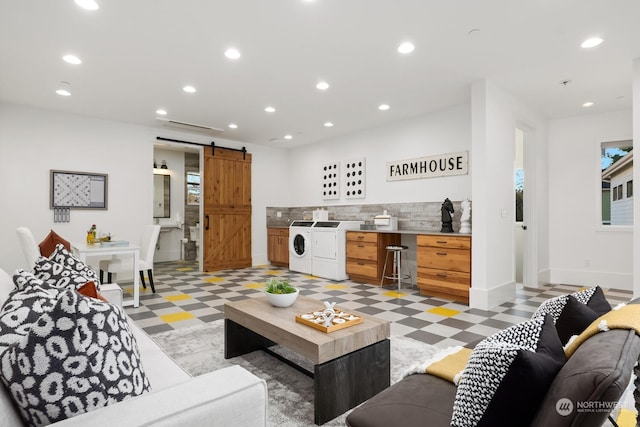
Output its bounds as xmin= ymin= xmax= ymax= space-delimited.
xmin=33 ymin=257 xmax=97 ymax=292
xmin=451 ymin=314 xmax=565 ymax=427
xmin=0 ymin=289 xmax=150 ymax=426
xmin=0 ymin=280 xmax=61 ymax=356
xmin=531 ymin=286 xmax=611 ymax=344
xmin=49 ymin=244 xmax=101 ymax=289
xmin=532 ymin=286 xmax=608 ymax=322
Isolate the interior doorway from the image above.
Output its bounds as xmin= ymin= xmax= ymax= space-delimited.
xmin=514 ymin=128 xmax=524 ymax=284
xmin=514 ymin=125 xmax=538 ymax=287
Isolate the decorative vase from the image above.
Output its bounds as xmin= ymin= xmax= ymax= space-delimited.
xmin=265 ymin=288 xmax=299 ymax=308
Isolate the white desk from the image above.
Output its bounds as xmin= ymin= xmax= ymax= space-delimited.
xmin=71 ymin=242 xmax=141 ymax=308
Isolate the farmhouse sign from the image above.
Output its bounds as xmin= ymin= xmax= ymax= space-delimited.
xmin=386 ymin=151 xmax=468 ymax=181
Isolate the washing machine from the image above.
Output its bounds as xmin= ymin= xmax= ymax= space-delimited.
xmin=312 ymin=220 xmax=363 ymax=280
xmin=289 ymin=220 xmax=315 ymax=274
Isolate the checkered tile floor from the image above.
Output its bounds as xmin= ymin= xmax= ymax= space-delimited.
xmin=122 ymin=261 xmax=633 ymax=347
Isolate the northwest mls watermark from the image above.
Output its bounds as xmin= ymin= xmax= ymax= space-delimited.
xmin=556 ymin=398 xmax=622 ymax=416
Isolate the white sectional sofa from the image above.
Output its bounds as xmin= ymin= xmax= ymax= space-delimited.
xmin=0 ymin=268 xmax=268 ymax=426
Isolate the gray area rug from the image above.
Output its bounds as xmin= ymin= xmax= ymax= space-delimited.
xmin=149 ymin=320 xmax=444 ymax=426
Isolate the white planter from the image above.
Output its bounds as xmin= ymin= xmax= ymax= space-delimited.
xmin=265 ymin=288 xmax=299 ymax=308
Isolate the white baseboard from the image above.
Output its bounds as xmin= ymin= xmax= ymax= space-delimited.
xmin=548 ymin=268 xmax=632 ymax=291
xmin=469 ymin=281 xmax=517 ymax=310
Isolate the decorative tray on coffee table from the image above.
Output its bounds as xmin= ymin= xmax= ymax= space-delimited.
xmin=295 ymin=309 xmax=363 ymax=333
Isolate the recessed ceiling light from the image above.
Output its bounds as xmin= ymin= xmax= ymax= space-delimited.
xmin=55 ymin=82 xmax=71 ymax=97
xmin=63 ymin=54 xmax=82 ymax=65
xmin=582 ymin=101 xmax=594 ymax=107
xmin=284 ymin=134 xmax=293 ymax=140
xmin=183 ymin=85 xmax=196 ymax=93
xmin=224 ymin=48 xmax=241 ymax=59
xmin=156 ymin=109 xmax=167 ymax=115
xmin=228 ymin=123 xmax=238 ymax=129
xmin=581 ymin=37 xmax=603 ymax=48
xmin=378 ymin=104 xmax=390 ymax=111
xmin=316 ymin=81 xmax=330 ymax=90
xmin=74 ymin=0 xmax=99 ymax=11
xmin=324 ymin=122 xmax=334 ymax=127
xmin=265 ymin=106 xmax=276 ymax=113
xmin=397 ymin=42 xmax=415 ymax=54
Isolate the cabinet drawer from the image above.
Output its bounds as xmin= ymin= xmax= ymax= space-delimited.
xmin=346 ymin=259 xmax=377 ymax=279
xmin=346 ymin=241 xmax=378 ymax=261
xmin=417 ymin=247 xmax=470 ymax=273
xmin=267 ymin=228 xmax=289 ymax=237
xmin=417 ymin=235 xmax=471 ymax=250
xmin=417 ymin=278 xmax=470 ymax=301
xmin=418 ymin=267 xmax=470 ymax=286
xmin=347 ymin=231 xmax=378 ymax=243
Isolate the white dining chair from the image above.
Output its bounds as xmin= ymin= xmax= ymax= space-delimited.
xmin=99 ymin=225 xmax=161 ymax=293
xmin=16 ymin=227 xmax=41 ymax=270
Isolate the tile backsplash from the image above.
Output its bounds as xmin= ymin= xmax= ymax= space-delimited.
xmin=266 ymin=200 xmax=467 ymax=232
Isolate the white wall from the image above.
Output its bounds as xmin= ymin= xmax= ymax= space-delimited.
xmin=0 ymin=104 xmax=153 ymax=273
xmin=635 ymin=57 xmax=640 ymax=298
xmin=0 ymin=103 xmax=290 ymax=274
xmin=287 ymin=104 xmax=472 ymax=206
xmin=548 ymin=110 xmax=633 ymax=290
xmin=470 ymin=80 xmax=549 ymax=309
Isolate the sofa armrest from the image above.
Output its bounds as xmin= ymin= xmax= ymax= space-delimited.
xmin=55 ymin=365 xmax=267 ymax=426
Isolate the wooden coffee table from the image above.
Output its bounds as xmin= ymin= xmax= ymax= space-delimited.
xmin=224 ymin=295 xmax=390 ymax=425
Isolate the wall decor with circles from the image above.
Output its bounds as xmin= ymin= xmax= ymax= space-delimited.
xmin=344 ymin=157 xmax=366 ymax=199
xmin=322 ymin=162 xmax=340 ymax=200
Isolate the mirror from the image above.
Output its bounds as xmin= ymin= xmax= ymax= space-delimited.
xmin=186 ymin=172 xmax=200 ymax=205
xmin=153 ymin=174 xmax=171 ymax=218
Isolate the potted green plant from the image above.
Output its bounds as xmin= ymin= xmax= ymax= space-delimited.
xmin=265 ymin=277 xmax=299 ymax=307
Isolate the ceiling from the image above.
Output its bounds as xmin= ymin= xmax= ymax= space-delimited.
xmin=1 ymin=0 xmax=640 ymax=148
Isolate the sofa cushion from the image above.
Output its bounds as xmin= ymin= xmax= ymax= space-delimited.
xmin=0 ymin=268 xmax=13 ymax=305
xmin=77 ymin=281 xmax=109 ymax=303
xmin=48 ymin=244 xmax=101 ymax=289
xmin=532 ymin=286 xmax=611 ymax=322
xmin=555 ymin=295 xmax=600 ymax=344
xmin=451 ymin=314 xmax=565 ymax=427
xmin=38 ymin=230 xmax=71 ymax=258
xmin=0 ymin=281 xmax=61 ymax=356
xmin=531 ymin=328 xmax=640 ymax=427
xmin=0 ymin=289 xmax=151 ymax=426
xmin=532 ymin=286 xmax=612 ymax=346
xmin=33 ymin=256 xmax=97 ymax=292
xmin=346 ymin=373 xmax=457 ymax=427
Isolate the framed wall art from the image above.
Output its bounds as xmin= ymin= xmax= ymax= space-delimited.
xmin=322 ymin=162 xmax=340 ymax=200
xmin=50 ymin=169 xmax=108 ymax=209
xmin=344 ymin=157 xmax=366 ymax=199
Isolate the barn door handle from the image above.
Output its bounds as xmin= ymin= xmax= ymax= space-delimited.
xmin=205 ymin=215 xmax=210 ymax=230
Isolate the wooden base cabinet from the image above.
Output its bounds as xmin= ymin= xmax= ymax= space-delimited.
xmin=417 ymin=235 xmax=471 ymax=304
xmin=267 ymin=228 xmax=289 ymax=267
xmin=346 ymin=232 xmax=401 ymax=285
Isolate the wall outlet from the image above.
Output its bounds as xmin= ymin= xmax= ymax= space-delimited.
xmin=276 ymin=211 xmax=282 ymax=218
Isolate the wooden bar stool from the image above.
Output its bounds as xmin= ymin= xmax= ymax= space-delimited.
xmin=380 ymin=245 xmax=411 ymax=291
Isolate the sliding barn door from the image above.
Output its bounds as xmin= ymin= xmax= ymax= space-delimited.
xmin=203 ymin=146 xmax=252 ymax=271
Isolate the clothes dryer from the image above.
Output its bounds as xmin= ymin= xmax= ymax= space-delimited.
xmin=312 ymin=220 xmax=363 ymax=280
xmin=288 ymin=220 xmax=315 ymax=274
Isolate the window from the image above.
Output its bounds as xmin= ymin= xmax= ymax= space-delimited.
xmin=601 ymin=140 xmax=633 ymax=225
xmin=186 ymin=172 xmax=200 ymax=205
xmin=612 ymin=185 xmax=623 ymax=201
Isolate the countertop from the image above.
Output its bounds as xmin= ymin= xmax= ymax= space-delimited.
xmin=267 ymin=224 xmax=470 ymax=236
xmin=350 ymin=229 xmax=471 ymax=236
